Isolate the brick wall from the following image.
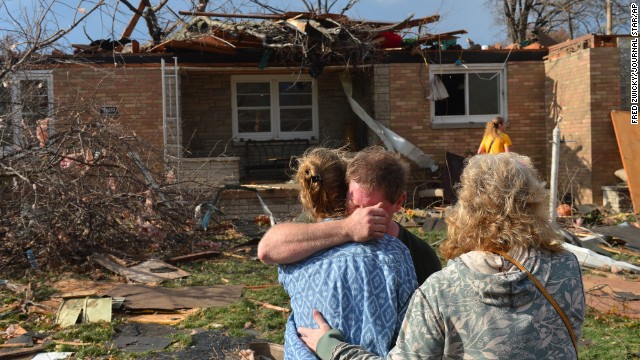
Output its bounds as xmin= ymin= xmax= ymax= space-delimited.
xmin=370 ymin=61 xmax=547 ymax=195
xmin=505 ymin=61 xmax=548 ymax=170
xmin=181 ymin=72 xmax=235 ymax=157
xmin=173 ymin=157 xmax=240 ymax=187
xmin=54 ymin=66 xmax=164 ymax=149
xmin=544 ymin=47 xmax=623 ymax=206
xmin=589 ymin=47 xmax=623 ymax=204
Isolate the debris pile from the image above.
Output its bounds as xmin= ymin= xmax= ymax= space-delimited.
xmin=0 ymin=115 xmax=225 ymax=274
xmin=72 ymin=11 xmax=468 ymax=76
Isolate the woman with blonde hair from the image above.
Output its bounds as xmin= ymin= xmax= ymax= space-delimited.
xmin=279 ymin=147 xmax=417 ymax=359
xmin=477 ymin=116 xmax=512 ymax=154
xmin=299 ymin=152 xmax=585 ymax=360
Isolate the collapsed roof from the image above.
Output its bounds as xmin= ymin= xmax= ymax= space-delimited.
xmin=71 ymin=11 xmax=467 ymax=73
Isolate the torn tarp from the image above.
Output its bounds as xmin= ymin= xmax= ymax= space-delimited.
xmin=340 ymin=73 xmax=438 ymax=171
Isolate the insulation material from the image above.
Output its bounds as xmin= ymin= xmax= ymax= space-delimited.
xmin=563 ymin=243 xmax=640 ymax=273
xmin=340 ymin=73 xmax=438 ymax=171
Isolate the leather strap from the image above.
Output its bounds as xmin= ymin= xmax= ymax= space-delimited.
xmin=494 ymin=250 xmax=578 ymax=356
xmin=487 ymin=136 xmax=496 ymax=153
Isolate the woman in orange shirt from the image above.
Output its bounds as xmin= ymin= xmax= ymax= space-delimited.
xmin=477 ymin=116 xmax=511 ymax=154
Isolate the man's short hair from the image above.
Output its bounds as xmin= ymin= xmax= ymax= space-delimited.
xmin=346 ymin=146 xmax=409 ymax=203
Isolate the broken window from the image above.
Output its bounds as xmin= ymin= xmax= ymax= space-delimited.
xmin=430 ymin=64 xmax=506 ymax=127
xmin=232 ymin=75 xmax=318 ymax=141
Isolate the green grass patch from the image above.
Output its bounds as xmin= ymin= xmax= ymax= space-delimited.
xmin=580 ymin=309 xmax=640 ymax=359
xmin=169 ymin=257 xmax=290 ymax=344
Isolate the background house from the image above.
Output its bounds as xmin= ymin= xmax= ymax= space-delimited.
xmin=13 ymin=15 xmax=628 ymax=212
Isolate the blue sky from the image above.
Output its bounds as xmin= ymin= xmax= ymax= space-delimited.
xmin=4 ymin=0 xmax=502 ymax=48
xmin=348 ymin=0 xmax=502 ymax=46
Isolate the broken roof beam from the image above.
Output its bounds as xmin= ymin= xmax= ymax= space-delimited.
xmin=178 ymin=10 xmax=348 ymax=22
xmin=121 ymin=0 xmax=146 ymax=39
xmin=179 ymin=10 xmax=285 ymax=20
xmin=417 ymin=29 xmax=468 ymax=43
xmin=159 ymin=39 xmax=238 ymax=54
xmin=358 ymin=14 xmax=440 ymax=29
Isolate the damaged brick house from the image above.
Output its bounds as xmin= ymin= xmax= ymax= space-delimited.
xmin=3 ymin=10 xmax=631 ymax=212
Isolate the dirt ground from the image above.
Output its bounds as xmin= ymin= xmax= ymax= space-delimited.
xmin=582 ymin=272 xmax=640 ymax=319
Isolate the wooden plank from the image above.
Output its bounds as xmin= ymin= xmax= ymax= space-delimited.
xmin=0 ymin=343 xmax=45 ymax=359
xmin=360 ymin=14 xmax=440 ymax=28
xmin=121 ymin=0 xmax=146 ymax=39
xmin=164 ymin=250 xmax=221 ymax=264
xmin=417 ymin=29 xmax=468 ymax=43
xmin=92 ymin=254 xmax=190 ymax=283
xmin=610 ymin=110 xmax=640 ymax=213
xmin=162 ymin=39 xmax=238 ymax=54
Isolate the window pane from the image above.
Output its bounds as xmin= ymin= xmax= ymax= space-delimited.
xmin=238 ymin=94 xmax=270 ymax=107
xmin=469 ymin=73 xmax=499 ymax=115
xmin=238 ymin=109 xmax=271 ymax=133
xmin=280 ymin=94 xmax=312 ymax=106
xmin=237 ymin=82 xmax=270 ymax=94
xmin=434 ymin=74 xmax=465 ymax=116
xmin=279 ymin=81 xmax=312 ymax=94
xmin=280 ymin=81 xmax=312 ymax=106
xmin=280 ymin=108 xmax=312 ymax=132
xmin=237 ymin=82 xmax=270 ymax=107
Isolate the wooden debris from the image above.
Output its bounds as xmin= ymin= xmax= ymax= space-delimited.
xmin=165 ymin=250 xmax=221 ymax=264
xmin=54 ymin=290 xmax=100 ymax=299
xmin=248 ymin=299 xmax=289 ymax=313
xmin=0 ymin=342 xmax=47 ymax=359
xmin=52 ymin=340 xmax=91 ymax=346
xmin=222 ymin=252 xmax=249 ymax=260
xmin=92 ymin=254 xmax=190 ymax=283
xmin=611 ymin=110 xmax=640 ymax=213
xmin=599 ymin=245 xmax=640 ymax=257
xmin=245 ymin=284 xmax=281 ymax=290
xmin=128 ymin=309 xmax=199 ymax=325
xmin=0 ymin=280 xmax=28 ymax=294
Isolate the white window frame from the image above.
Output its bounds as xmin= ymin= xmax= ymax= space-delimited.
xmin=1 ymin=70 xmax=54 ymax=153
xmin=231 ymin=74 xmax=318 ymax=141
xmin=429 ymin=64 xmax=507 ymax=126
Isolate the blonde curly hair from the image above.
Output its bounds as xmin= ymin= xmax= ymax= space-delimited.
xmin=295 ymin=147 xmax=348 ymax=221
xmin=440 ymin=152 xmax=563 ymax=260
